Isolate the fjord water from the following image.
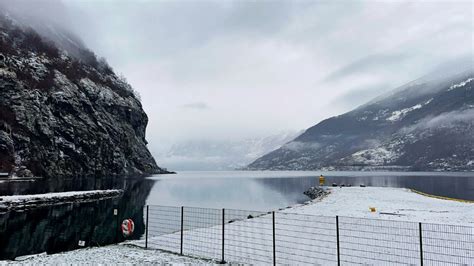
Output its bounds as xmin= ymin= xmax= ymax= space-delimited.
xmin=146 ymin=171 xmax=474 ymax=210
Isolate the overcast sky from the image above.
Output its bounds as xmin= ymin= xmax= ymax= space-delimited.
xmin=8 ymin=0 xmax=474 ymax=155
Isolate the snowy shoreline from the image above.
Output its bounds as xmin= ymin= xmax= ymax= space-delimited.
xmin=0 ymin=190 xmax=123 ymax=212
xmin=5 ymin=186 xmax=473 ymax=264
xmin=288 ymin=186 xmax=474 ymax=225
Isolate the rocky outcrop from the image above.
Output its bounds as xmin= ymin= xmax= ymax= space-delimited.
xmin=0 ymin=12 xmax=168 ymax=179
xmin=303 ymin=187 xmax=328 ymax=200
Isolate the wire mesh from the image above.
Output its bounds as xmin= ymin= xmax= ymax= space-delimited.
xmin=146 ymin=205 xmax=181 ymax=253
xmin=422 ymin=222 xmax=474 ymax=265
xmin=181 ymin=207 xmax=221 ymax=260
xmin=275 ymin=212 xmax=338 ymax=265
xmin=141 ymin=205 xmax=473 ymax=265
xmin=338 ymin=216 xmax=421 ymax=265
xmin=224 ymin=209 xmax=272 ymax=264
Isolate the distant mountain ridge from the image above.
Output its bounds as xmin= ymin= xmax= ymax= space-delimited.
xmin=156 ymin=131 xmax=300 ymax=171
xmin=247 ymin=67 xmax=474 ymax=171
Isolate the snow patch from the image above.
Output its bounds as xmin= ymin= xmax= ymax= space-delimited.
xmin=387 ymin=104 xmax=423 ymax=121
xmin=448 ymin=77 xmax=474 ymax=91
xmin=349 ymin=147 xmax=397 ymax=165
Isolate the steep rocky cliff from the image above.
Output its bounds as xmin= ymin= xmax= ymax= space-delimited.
xmin=0 ymin=12 xmax=167 ymax=179
xmin=247 ymin=68 xmax=474 ymax=171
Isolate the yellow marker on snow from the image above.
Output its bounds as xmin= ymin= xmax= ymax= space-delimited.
xmin=369 ymin=207 xmax=376 ymax=213
xmin=319 ymin=175 xmax=325 ymax=186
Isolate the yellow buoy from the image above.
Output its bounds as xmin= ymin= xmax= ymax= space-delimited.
xmin=319 ymin=175 xmax=325 ymax=186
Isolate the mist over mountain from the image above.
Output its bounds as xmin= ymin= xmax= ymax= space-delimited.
xmin=156 ymin=131 xmax=300 ymax=171
xmin=0 ymin=7 xmax=166 ymax=179
xmin=247 ymin=65 xmax=474 ymax=171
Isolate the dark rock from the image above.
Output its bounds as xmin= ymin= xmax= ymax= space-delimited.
xmin=303 ymin=186 xmax=329 ymax=200
xmin=0 ymin=12 xmax=170 ymax=180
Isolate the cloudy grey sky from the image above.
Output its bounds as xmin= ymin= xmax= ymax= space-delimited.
xmin=15 ymin=0 xmax=474 ymax=156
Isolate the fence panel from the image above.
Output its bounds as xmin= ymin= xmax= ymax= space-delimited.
xmin=338 ymin=216 xmax=420 ymax=265
xmin=145 ymin=205 xmax=181 ymax=253
xmin=181 ymin=207 xmax=221 ymax=260
xmin=141 ymin=205 xmax=473 ymax=265
xmin=422 ymin=223 xmax=474 ymax=265
xmin=275 ymin=212 xmax=338 ymax=265
xmin=224 ymin=209 xmax=272 ymax=264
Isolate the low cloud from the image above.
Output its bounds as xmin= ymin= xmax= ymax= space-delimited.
xmin=181 ymin=102 xmax=210 ymax=110
xmin=403 ymin=109 xmax=474 ymax=133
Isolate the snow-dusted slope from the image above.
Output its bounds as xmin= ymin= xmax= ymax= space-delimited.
xmin=247 ymin=68 xmax=474 ymax=171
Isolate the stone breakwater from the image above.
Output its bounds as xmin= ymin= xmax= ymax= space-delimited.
xmin=303 ymin=186 xmax=329 ymax=200
xmin=0 ymin=190 xmax=123 ymax=212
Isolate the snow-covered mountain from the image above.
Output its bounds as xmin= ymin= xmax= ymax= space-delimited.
xmin=156 ymin=131 xmax=300 ymax=171
xmin=247 ymin=67 xmax=474 ymax=171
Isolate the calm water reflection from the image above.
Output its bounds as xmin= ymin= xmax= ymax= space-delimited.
xmin=146 ymin=171 xmax=474 ymax=210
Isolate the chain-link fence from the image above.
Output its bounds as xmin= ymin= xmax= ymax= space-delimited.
xmin=135 ymin=205 xmax=473 ymax=265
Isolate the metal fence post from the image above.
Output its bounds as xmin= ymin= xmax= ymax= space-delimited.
xmin=272 ymin=211 xmax=276 ymax=266
xmin=180 ymin=206 xmax=184 ymax=255
xmin=145 ymin=205 xmax=149 ymax=249
xmin=419 ymin=222 xmax=423 ymax=266
xmin=336 ymin=216 xmax=340 ymax=266
xmin=221 ymin=208 xmax=226 ymax=264
xmin=114 ymin=207 xmax=119 ymax=244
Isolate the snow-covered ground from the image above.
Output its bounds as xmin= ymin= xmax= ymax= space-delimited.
xmin=286 ymin=187 xmax=474 ymax=225
xmin=5 ymin=244 xmax=210 ymax=265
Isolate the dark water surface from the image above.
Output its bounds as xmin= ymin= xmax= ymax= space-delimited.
xmin=0 ymin=171 xmax=472 ymax=259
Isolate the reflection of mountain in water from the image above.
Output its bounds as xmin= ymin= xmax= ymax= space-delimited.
xmin=0 ymin=178 xmax=155 ymax=259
